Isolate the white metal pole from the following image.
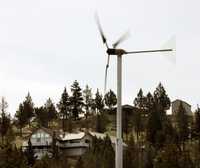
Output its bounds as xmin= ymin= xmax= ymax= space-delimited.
xmin=116 ymin=54 xmax=123 ymax=168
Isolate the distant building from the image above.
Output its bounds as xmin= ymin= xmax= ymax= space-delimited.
xmin=57 ymin=132 xmax=91 ymax=157
xmin=22 ymin=127 xmax=54 ymax=159
xmin=22 ymin=127 xmax=127 ymax=159
xmin=172 ymin=99 xmax=192 ymax=116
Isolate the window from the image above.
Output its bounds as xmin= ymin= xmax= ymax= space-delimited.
xmin=36 ymin=133 xmax=40 ymax=138
xmin=85 ymin=139 xmax=90 ymax=143
xmin=41 ymin=133 xmax=44 ymax=138
xmin=32 ymin=134 xmax=36 ymax=138
xmin=36 ymin=137 xmax=41 ymax=142
xmin=45 ymin=134 xmax=50 ymax=138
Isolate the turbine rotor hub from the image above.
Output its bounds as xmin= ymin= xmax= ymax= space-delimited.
xmin=106 ymin=49 xmax=126 ymax=55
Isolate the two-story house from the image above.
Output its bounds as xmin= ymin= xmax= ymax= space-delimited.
xmin=22 ymin=127 xmax=56 ymax=159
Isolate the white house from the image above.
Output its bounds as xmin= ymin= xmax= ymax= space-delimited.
xmin=22 ymin=127 xmax=55 ymax=159
xmin=22 ymin=127 xmax=127 ymax=159
xmin=57 ymin=132 xmax=92 ymax=157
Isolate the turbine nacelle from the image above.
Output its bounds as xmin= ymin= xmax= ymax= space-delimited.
xmin=106 ymin=48 xmax=126 ymax=56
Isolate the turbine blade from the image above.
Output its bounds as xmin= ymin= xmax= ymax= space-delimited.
xmin=104 ymin=54 xmax=110 ymax=94
xmin=95 ymin=13 xmax=109 ymax=49
xmin=113 ymin=31 xmax=130 ymax=48
xmin=126 ymin=49 xmax=173 ymax=54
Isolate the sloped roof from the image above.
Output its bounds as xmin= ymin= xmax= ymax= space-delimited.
xmin=59 ymin=132 xmax=85 ymax=141
xmin=23 ymin=127 xmax=60 ymax=140
xmin=172 ymin=99 xmax=191 ymax=107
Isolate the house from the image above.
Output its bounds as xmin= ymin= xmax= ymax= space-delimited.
xmin=57 ymin=132 xmax=92 ymax=157
xmin=22 ymin=127 xmax=56 ymax=159
xmin=172 ymin=99 xmax=192 ymax=116
xmin=22 ymin=127 xmax=127 ymax=159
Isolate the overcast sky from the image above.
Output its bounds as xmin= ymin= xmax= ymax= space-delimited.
xmin=0 ymin=0 xmax=199 ymax=115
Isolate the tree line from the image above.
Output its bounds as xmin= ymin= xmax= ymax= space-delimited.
xmin=14 ymin=80 xmax=117 ymax=134
xmin=0 ymin=82 xmax=200 ymax=167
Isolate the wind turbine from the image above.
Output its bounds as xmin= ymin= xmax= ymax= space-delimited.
xmin=95 ymin=14 xmax=174 ymax=168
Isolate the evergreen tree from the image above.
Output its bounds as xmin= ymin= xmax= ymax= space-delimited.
xmin=146 ymin=102 xmax=162 ymax=147
xmin=133 ymin=110 xmax=142 ymax=142
xmin=52 ymin=131 xmax=58 ymax=158
xmin=82 ymin=135 xmax=114 ymax=168
xmin=15 ymin=103 xmax=27 ymax=137
xmin=176 ymin=102 xmax=189 ymax=150
xmin=23 ymin=92 xmax=34 ymax=126
xmin=90 ymin=98 xmax=97 ymax=115
xmin=35 ymin=106 xmax=48 ymax=127
xmin=102 ymin=135 xmax=115 ymax=168
xmin=145 ymin=92 xmax=154 ymax=110
xmin=57 ymin=87 xmax=71 ymax=131
xmin=153 ymin=83 xmax=171 ymax=112
xmin=133 ymin=89 xmax=145 ymax=141
xmin=95 ymin=113 xmax=108 ymax=133
xmin=5 ymin=126 xmax=15 ymax=145
xmin=83 ymin=85 xmax=93 ymax=118
xmin=124 ymin=134 xmax=138 ymax=168
xmin=0 ymin=144 xmax=27 ymax=168
xmin=154 ymin=144 xmax=180 ymax=168
xmin=194 ymin=106 xmax=200 ymax=152
xmin=44 ymin=98 xmax=57 ymax=127
xmin=104 ymin=89 xmax=117 ymax=112
xmin=134 ymin=88 xmax=146 ymax=109
xmin=25 ymin=138 xmax=36 ymax=166
xmin=94 ymin=89 xmax=104 ymax=114
xmin=0 ymin=97 xmax=11 ymax=144
xmin=146 ymin=84 xmax=171 ymax=148
xmin=70 ymin=80 xmax=84 ymax=120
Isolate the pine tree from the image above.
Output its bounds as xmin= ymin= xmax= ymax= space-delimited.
xmin=134 ymin=88 xmax=146 ymax=109
xmin=81 ymin=135 xmax=114 ymax=168
xmin=154 ymin=144 xmax=180 ymax=168
xmin=23 ymin=92 xmax=34 ymax=126
xmin=95 ymin=110 xmax=109 ymax=133
xmin=25 ymin=138 xmax=36 ymax=166
xmin=146 ymin=102 xmax=162 ymax=147
xmin=83 ymin=85 xmax=93 ymax=118
xmin=133 ymin=89 xmax=145 ymax=141
xmin=0 ymin=97 xmax=11 ymax=144
xmin=52 ymin=131 xmax=58 ymax=158
xmin=145 ymin=92 xmax=154 ymax=110
xmin=124 ymin=134 xmax=138 ymax=168
xmin=57 ymin=87 xmax=71 ymax=131
xmin=44 ymin=98 xmax=57 ymax=127
xmin=176 ymin=102 xmax=189 ymax=151
xmin=104 ymin=89 xmax=117 ymax=112
xmin=94 ymin=89 xmax=104 ymax=114
xmin=0 ymin=144 xmax=27 ymax=168
xmin=154 ymin=83 xmax=171 ymax=112
xmin=194 ymin=106 xmax=200 ymax=152
xmin=35 ymin=106 xmax=48 ymax=127
xmin=15 ymin=103 xmax=27 ymax=137
xmin=70 ymin=80 xmax=84 ymax=120
xmin=102 ymin=135 xmax=115 ymax=168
